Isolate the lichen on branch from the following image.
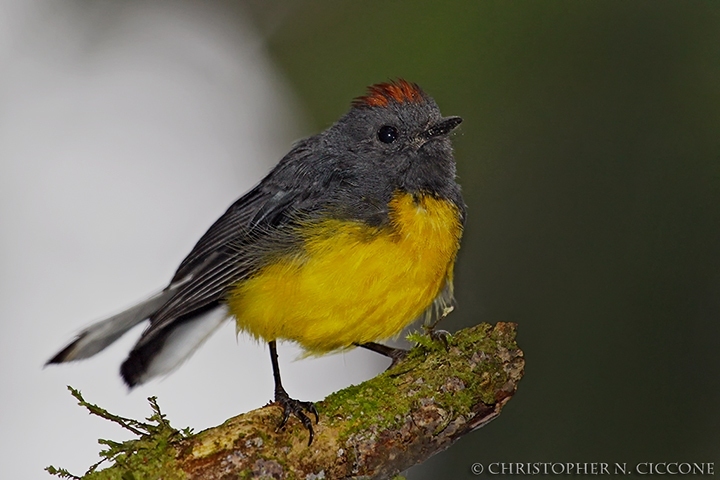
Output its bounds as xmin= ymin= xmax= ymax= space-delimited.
xmin=47 ymin=322 xmax=524 ymax=480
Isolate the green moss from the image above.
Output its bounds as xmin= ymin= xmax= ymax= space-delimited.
xmin=46 ymin=388 xmax=187 ymax=480
xmin=319 ymin=323 xmax=518 ymax=443
xmin=47 ymin=323 xmax=520 ymax=479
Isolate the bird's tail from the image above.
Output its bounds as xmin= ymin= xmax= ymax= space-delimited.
xmin=46 ymin=288 xmax=177 ymax=364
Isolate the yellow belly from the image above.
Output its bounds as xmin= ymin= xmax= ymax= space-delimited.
xmin=227 ymin=192 xmax=462 ymax=353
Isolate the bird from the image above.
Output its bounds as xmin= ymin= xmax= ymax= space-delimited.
xmin=47 ymin=79 xmax=465 ymax=445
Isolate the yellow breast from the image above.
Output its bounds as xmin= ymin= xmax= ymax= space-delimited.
xmin=227 ymin=192 xmax=462 ymax=353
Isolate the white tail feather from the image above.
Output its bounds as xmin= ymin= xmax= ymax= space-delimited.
xmin=138 ymin=304 xmax=230 ymax=384
xmin=48 ymin=288 xmax=177 ymax=363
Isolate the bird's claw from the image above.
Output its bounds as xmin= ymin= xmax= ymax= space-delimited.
xmin=275 ymin=389 xmax=318 ymax=446
xmin=422 ymin=305 xmax=453 ymax=350
xmin=428 ymin=328 xmax=451 ymax=350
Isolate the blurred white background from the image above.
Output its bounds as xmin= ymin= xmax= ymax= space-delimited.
xmin=0 ymin=1 xmax=383 ymax=477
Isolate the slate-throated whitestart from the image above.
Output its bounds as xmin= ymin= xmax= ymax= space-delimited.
xmin=48 ymin=79 xmax=465 ymax=445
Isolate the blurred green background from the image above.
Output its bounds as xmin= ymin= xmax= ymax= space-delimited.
xmin=243 ymin=1 xmax=720 ymax=477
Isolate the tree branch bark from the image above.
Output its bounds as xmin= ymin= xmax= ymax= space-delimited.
xmin=72 ymin=322 xmax=523 ymax=480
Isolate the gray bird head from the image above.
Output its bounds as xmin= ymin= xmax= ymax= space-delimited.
xmin=265 ymin=80 xmax=464 ymax=226
xmin=322 ymin=80 xmax=463 ymax=201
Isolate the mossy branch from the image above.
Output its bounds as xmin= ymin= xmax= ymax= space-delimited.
xmin=48 ymin=322 xmax=524 ymax=480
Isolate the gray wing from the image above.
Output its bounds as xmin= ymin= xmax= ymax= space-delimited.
xmin=117 ymin=185 xmax=309 ymax=386
xmin=119 ymin=140 xmax=342 ymax=385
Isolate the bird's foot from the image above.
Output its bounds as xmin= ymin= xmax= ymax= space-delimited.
xmin=425 ymin=327 xmax=451 ymax=350
xmin=274 ymin=388 xmax=318 ymax=446
xmin=423 ymin=304 xmax=454 ymax=350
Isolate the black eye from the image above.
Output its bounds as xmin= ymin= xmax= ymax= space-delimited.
xmin=377 ymin=125 xmax=398 ymax=144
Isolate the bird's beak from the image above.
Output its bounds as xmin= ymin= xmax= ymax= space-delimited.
xmin=423 ymin=116 xmax=463 ymax=139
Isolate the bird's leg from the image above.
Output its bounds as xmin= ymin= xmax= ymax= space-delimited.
xmin=268 ymin=340 xmax=318 ymax=446
xmin=357 ymin=341 xmax=408 ymax=369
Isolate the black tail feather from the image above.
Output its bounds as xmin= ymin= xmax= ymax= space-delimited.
xmin=120 ymin=302 xmax=225 ymax=387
